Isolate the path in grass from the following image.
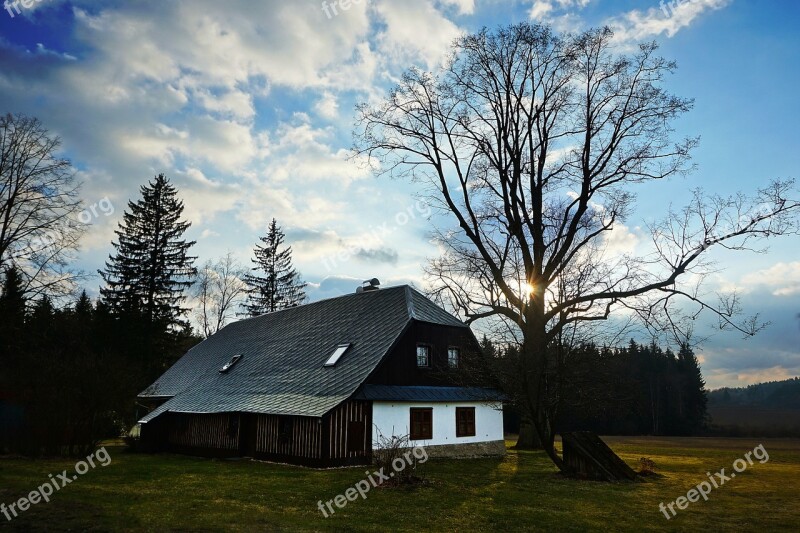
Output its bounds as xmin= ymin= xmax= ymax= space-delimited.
xmin=1 ymin=437 xmax=798 ymax=531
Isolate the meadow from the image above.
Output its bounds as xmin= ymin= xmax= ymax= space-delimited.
xmin=1 ymin=436 xmax=798 ymax=531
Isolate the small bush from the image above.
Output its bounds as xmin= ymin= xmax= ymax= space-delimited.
xmin=638 ymin=457 xmax=657 ymax=475
xmin=372 ymin=430 xmax=425 ymax=486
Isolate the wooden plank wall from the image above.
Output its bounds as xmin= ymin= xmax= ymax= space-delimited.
xmin=161 ymin=405 xmax=373 ymax=463
xmin=167 ymin=413 xmax=239 ymax=450
xmin=255 ymin=414 xmax=322 ymax=459
xmin=366 ymin=321 xmax=481 ymax=386
xmin=327 ymin=400 xmax=372 ymax=461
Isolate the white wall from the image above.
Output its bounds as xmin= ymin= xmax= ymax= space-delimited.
xmin=372 ymin=401 xmax=504 ymax=447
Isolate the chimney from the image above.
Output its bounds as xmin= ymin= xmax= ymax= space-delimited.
xmin=355 ymin=278 xmax=381 ymax=293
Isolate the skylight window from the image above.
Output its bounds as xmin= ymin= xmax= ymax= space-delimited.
xmin=324 ymin=344 xmax=351 ymax=367
xmin=219 ymin=354 xmax=242 ymax=373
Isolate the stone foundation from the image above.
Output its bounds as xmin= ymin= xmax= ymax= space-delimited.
xmin=422 ymin=440 xmax=506 ymax=458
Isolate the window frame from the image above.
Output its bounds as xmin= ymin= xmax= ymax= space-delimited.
xmin=219 ymin=354 xmax=242 ymax=373
xmin=410 ymin=407 xmax=433 ymax=440
xmin=447 ymin=346 xmax=460 ymax=369
xmin=415 ymin=343 xmax=432 ymax=368
xmin=323 ymin=343 xmax=351 ymax=367
xmin=455 ymin=407 xmax=476 ymax=438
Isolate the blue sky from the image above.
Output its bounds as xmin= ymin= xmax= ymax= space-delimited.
xmin=1 ymin=0 xmax=798 ymax=388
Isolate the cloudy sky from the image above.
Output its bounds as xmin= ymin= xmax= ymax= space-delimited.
xmin=1 ymin=0 xmax=798 ymax=388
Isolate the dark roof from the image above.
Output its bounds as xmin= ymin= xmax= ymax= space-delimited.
xmin=139 ymin=285 xmax=467 ymax=422
xmin=354 ymin=385 xmax=505 ymax=402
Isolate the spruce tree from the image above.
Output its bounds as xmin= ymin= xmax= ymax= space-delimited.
xmin=677 ymin=343 xmax=708 ymax=433
xmin=243 ymin=218 xmax=306 ymax=316
xmin=99 ymin=174 xmax=197 ymax=328
xmin=0 ymin=267 xmax=26 ymax=386
xmin=0 ymin=267 xmax=26 ymax=333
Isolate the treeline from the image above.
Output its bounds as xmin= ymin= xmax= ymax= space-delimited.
xmin=0 ymin=278 xmax=196 ymax=456
xmin=497 ymin=340 xmax=708 ymax=437
xmin=0 ymin=114 xmax=308 ymax=456
xmin=708 ymin=377 xmax=800 ymax=409
xmin=1 ymin=174 xmax=308 ymax=456
xmin=705 ymin=378 xmax=800 ymax=438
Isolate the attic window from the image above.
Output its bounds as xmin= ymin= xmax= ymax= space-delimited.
xmin=219 ymin=354 xmax=242 ymax=373
xmin=324 ymin=344 xmax=351 ymax=367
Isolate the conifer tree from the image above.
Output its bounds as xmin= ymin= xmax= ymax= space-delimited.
xmin=99 ymin=174 xmax=197 ymax=328
xmin=0 ymin=267 xmax=26 ymax=380
xmin=0 ymin=267 xmax=26 ymax=333
xmin=243 ymin=218 xmax=306 ymax=316
xmin=677 ymin=343 xmax=708 ymax=432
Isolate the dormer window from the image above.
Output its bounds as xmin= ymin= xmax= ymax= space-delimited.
xmin=219 ymin=354 xmax=242 ymax=373
xmin=324 ymin=343 xmax=351 ymax=367
xmin=448 ymin=347 xmax=460 ymax=368
xmin=416 ymin=344 xmax=430 ymax=368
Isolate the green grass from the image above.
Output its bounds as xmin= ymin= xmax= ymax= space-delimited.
xmin=1 ymin=436 xmax=799 ymax=531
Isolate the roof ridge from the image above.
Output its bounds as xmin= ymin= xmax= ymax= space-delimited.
xmin=229 ymin=284 xmax=411 ymax=327
xmin=404 ymin=285 xmax=415 ymax=321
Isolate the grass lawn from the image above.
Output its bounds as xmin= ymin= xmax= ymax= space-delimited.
xmin=1 ymin=436 xmax=799 ymax=531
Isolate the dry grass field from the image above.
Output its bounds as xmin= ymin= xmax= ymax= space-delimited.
xmin=1 ymin=436 xmax=798 ymax=531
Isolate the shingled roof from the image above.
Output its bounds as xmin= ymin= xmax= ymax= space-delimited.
xmin=138 ymin=285 xmax=467 ymax=423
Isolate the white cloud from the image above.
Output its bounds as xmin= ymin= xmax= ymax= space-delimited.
xmin=607 ymin=0 xmax=729 ymax=44
xmin=374 ymin=0 xmax=464 ymax=70
xmin=603 ymin=224 xmax=641 ymax=256
xmin=529 ymin=1 xmax=555 ymax=20
xmin=527 ymin=0 xmax=726 ymax=44
xmin=438 ymin=0 xmax=475 ymax=15
xmin=314 ymin=91 xmax=339 ymax=120
xmin=529 ymin=0 xmax=592 ymax=31
xmin=739 ymin=262 xmax=800 ymax=297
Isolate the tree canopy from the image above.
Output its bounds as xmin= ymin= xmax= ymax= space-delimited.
xmin=355 ymin=23 xmax=799 ymax=470
xmin=243 ymin=218 xmax=307 ymax=316
xmin=99 ymin=174 xmax=197 ymax=329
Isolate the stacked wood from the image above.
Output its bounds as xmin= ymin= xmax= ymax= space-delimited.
xmin=561 ymin=431 xmax=637 ymax=482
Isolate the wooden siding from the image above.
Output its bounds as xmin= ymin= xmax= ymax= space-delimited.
xmin=166 ymin=413 xmax=239 ymax=451
xmin=367 ymin=321 xmax=481 ymax=386
xmin=325 ymin=400 xmax=372 ymax=461
xmin=254 ymin=414 xmax=322 ymax=459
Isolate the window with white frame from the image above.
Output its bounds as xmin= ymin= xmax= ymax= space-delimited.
xmin=448 ymin=347 xmax=460 ymax=368
xmin=416 ymin=344 xmax=430 ymax=367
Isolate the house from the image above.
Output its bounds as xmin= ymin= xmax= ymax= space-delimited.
xmin=137 ymin=283 xmax=505 ymax=467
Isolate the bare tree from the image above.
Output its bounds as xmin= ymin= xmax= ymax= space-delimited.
xmin=355 ymin=24 xmax=799 ymax=471
xmin=193 ymin=252 xmax=247 ymax=337
xmin=0 ymin=113 xmax=85 ymax=298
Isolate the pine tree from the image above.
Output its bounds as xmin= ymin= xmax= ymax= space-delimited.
xmin=0 ymin=267 xmax=26 ymax=333
xmin=99 ymin=174 xmax=197 ymax=328
xmin=243 ymin=218 xmax=306 ymax=316
xmin=677 ymin=343 xmax=708 ymax=433
xmin=0 ymin=267 xmax=26 ymax=384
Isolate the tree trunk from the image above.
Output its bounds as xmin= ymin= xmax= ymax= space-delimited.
xmin=514 ymin=417 xmax=542 ymax=449
xmin=522 ymin=293 xmax=568 ymax=472
xmin=533 ymin=407 xmax=568 ymax=473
